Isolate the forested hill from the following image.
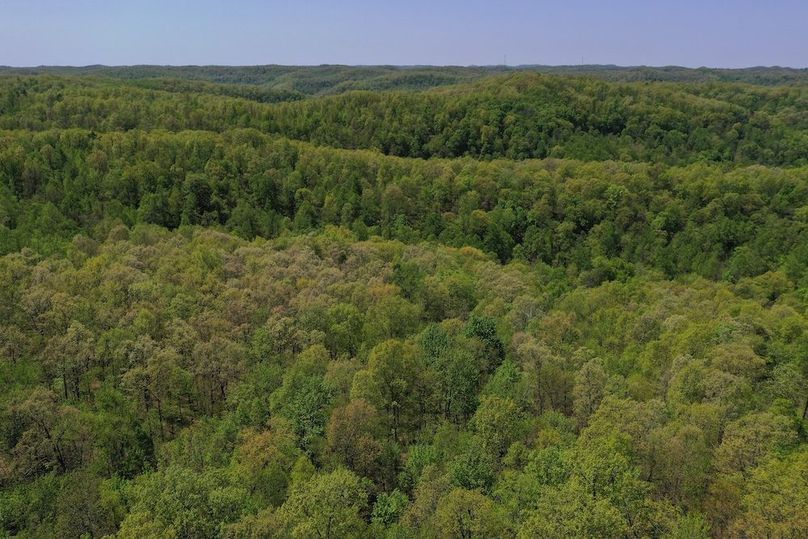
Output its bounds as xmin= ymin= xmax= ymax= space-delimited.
xmin=1 ymin=68 xmax=807 ymax=538
xmin=256 ymin=74 xmax=808 ymax=163
xmin=2 ymin=128 xmax=807 ymax=278
xmin=1 ymin=74 xmax=806 ymax=164
xmin=0 ymin=65 xmax=498 ymax=94
xmin=2 ymin=64 xmax=807 ymax=92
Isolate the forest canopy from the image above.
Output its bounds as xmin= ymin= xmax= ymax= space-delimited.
xmin=1 ymin=73 xmax=806 ymax=164
xmin=0 ymin=66 xmax=806 ymax=538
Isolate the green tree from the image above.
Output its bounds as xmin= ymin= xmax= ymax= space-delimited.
xmin=352 ymin=339 xmax=426 ymax=442
xmin=276 ymin=468 xmax=368 ymax=539
xmin=431 ymin=488 xmax=507 ymax=539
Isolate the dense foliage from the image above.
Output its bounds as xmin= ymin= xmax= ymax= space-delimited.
xmin=1 ymin=68 xmax=806 ymax=538
xmin=1 ymin=74 xmax=806 ymax=164
xmin=3 ymin=65 xmax=807 ymax=91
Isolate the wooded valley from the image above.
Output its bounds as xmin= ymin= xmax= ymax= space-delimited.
xmin=0 ymin=66 xmax=806 ymax=538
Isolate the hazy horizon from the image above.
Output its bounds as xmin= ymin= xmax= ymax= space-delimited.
xmin=3 ymin=63 xmax=806 ymax=70
xmin=2 ymin=0 xmax=807 ymax=68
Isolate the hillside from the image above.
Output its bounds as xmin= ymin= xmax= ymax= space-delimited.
xmin=2 ymin=74 xmax=806 ymax=165
xmin=3 ymin=64 xmax=808 ymax=92
xmin=1 ymin=68 xmax=807 ymax=538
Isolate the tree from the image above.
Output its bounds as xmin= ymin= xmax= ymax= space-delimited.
xmin=9 ymin=388 xmax=92 ymax=477
xmin=514 ymin=336 xmax=573 ymax=414
xmin=117 ymin=466 xmax=248 ymax=539
xmin=729 ymin=448 xmax=808 ymax=537
xmin=430 ymin=341 xmax=481 ymax=422
xmin=231 ymin=418 xmax=300 ymax=507
xmin=713 ymin=412 xmax=797 ymax=476
xmin=371 ymin=489 xmax=409 ymax=527
xmin=464 ymin=314 xmax=505 ymax=372
xmin=326 ymin=399 xmax=387 ymax=484
xmin=449 ymin=443 xmax=497 ymax=492
xmin=472 ymin=396 xmax=523 ymax=458
xmin=54 ymin=472 xmax=121 ymax=539
xmin=121 ymin=346 xmax=193 ymax=442
xmin=192 ymin=336 xmax=246 ymax=413
xmin=652 ymin=423 xmax=710 ymax=509
xmin=93 ymin=387 xmax=155 ymax=479
xmin=0 ymin=324 xmax=26 ymax=364
xmin=270 ymin=345 xmax=333 ymax=453
xmin=42 ymin=321 xmax=96 ymax=401
xmin=431 ymin=488 xmax=507 ymax=539
xmin=275 ymin=468 xmax=368 ymax=539
xmin=352 ymin=339 xmax=425 ymax=442
xmin=572 ymin=359 xmax=607 ymax=429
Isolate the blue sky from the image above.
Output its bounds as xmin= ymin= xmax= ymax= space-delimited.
xmin=1 ymin=0 xmax=806 ymax=67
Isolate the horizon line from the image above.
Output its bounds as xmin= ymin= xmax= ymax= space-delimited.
xmin=1 ymin=63 xmax=807 ymax=71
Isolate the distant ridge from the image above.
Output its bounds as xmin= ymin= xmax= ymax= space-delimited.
xmin=1 ymin=64 xmax=806 ymax=94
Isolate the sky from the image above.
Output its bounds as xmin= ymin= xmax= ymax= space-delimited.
xmin=1 ymin=0 xmax=806 ymax=68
